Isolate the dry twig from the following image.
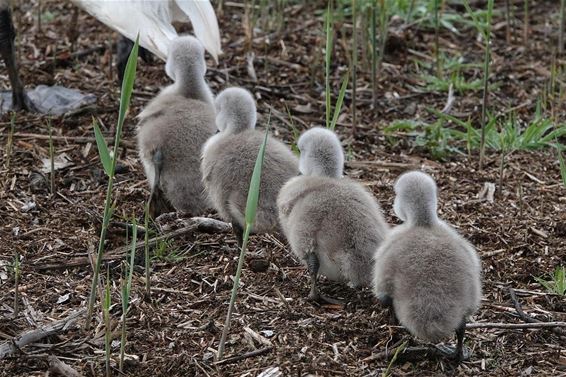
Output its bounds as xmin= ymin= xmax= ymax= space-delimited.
xmin=0 ymin=309 xmax=85 ymax=359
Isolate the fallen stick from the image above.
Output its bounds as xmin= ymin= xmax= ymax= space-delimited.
xmin=508 ymin=287 xmax=565 ymax=337
xmin=48 ymin=355 xmax=83 ymax=377
xmin=466 ymin=321 xmax=566 ymax=329
xmin=31 ymin=217 xmax=231 ymax=270
xmin=346 ymin=161 xmax=419 ymax=170
xmin=7 ymin=132 xmax=135 ymax=147
xmin=214 ymin=347 xmax=272 ymax=366
xmin=0 ymin=309 xmax=85 ymax=359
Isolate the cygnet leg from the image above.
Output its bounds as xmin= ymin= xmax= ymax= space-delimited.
xmin=0 ymin=6 xmax=35 ymax=112
xmin=306 ymin=252 xmax=320 ymax=301
xmin=306 ymin=252 xmax=343 ymax=305
xmin=379 ymin=294 xmax=398 ymax=325
xmin=231 ymin=220 xmax=244 ymax=248
xmin=454 ymin=321 xmax=469 ymax=361
xmin=148 ymin=149 xmax=173 ymax=218
xmin=435 ymin=321 xmax=470 ymax=361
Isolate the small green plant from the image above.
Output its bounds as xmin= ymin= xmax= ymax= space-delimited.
xmin=324 ymin=2 xmax=349 ymax=131
xmin=415 ymin=52 xmax=485 ymax=94
xmin=143 ymin=202 xmax=151 ymax=298
xmin=385 ymin=105 xmax=566 ymax=164
xmin=377 ymin=0 xmax=388 ymax=75
xmin=421 ymin=72 xmax=483 ymax=93
xmin=560 ymin=0 xmax=565 ymax=55
xmin=217 ymin=123 xmax=270 ymax=360
xmin=351 ymin=0 xmax=358 ymax=133
xmin=47 ymin=117 xmax=55 ymax=194
xmin=557 ymin=146 xmax=566 ymax=187
xmin=152 ymin=238 xmax=184 ymax=263
xmin=324 ymin=2 xmax=333 ymax=128
xmin=370 ymin=0 xmax=377 ymax=107
xmin=284 ymin=103 xmax=300 ymax=155
xmin=86 ymin=35 xmax=139 ymax=329
xmin=384 ymin=119 xmax=464 ymax=160
xmin=13 ymin=251 xmax=20 ymax=318
xmin=535 ymin=266 xmax=566 ymax=295
xmin=382 ymin=341 xmax=408 ymax=377
xmin=4 ymin=113 xmax=16 ymax=170
xmin=103 ymin=268 xmax=112 ymax=377
xmin=464 ymin=0 xmax=494 ymax=169
xmin=119 ymin=220 xmax=137 ymax=372
xmin=433 ymin=0 xmax=441 ymax=78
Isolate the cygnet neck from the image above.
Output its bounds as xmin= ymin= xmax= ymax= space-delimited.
xmin=172 ymin=72 xmax=214 ymax=106
xmin=225 ymin=121 xmax=254 ymax=135
xmin=405 ymin=204 xmax=439 ymax=227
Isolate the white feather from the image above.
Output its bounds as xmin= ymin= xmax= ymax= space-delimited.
xmin=173 ymin=1 xmax=221 ymax=62
xmin=70 ymin=0 xmax=221 ymax=62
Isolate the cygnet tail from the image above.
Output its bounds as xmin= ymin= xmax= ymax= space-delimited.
xmin=397 ymin=296 xmax=463 ymax=343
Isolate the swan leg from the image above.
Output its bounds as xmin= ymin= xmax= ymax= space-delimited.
xmin=232 ymin=221 xmax=244 ymax=248
xmin=0 ymin=6 xmax=35 ymax=112
xmin=306 ymin=252 xmax=343 ymax=305
xmin=116 ymin=35 xmax=152 ymax=85
xmin=148 ymin=149 xmax=173 ymax=218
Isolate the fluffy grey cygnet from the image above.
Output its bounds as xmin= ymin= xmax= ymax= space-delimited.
xmin=201 ymin=87 xmax=299 ymax=245
xmin=137 ymin=36 xmax=216 ymax=218
xmin=373 ymin=171 xmax=482 ymax=361
xmin=277 ymin=127 xmax=389 ymax=303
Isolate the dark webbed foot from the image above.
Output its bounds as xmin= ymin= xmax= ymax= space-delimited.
xmin=435 ymin=321 xmax=470 ymax=361
xmin=310 ymin=292 xmax=344 ymax=305
xmin=232 ymin=220 xmax=244 ymax=249
xmin=435 ymin=344 xmax=471 ymax=362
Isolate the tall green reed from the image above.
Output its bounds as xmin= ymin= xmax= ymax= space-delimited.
xmin=217 ymin=123 xmax=270 ymax=360
xmin=119 ymin=220 xmax=137 ymax=371
xmin=86 ymin=35 xmax=139 ymax=329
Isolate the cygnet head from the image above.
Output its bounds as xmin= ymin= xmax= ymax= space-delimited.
xmin=165 ymin=36 xmax=207 ymax=85
xmin=393 ymin=171 xmax=438 ymax=226
xmin=214 ymin=87 xmax=257 ymax=134
xmin=297 ymin=127 xmax=344 ymax=178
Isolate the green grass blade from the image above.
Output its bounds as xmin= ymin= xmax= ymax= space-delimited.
xmin=462 ymin=0 xmax=486 ymax=39
xmin=244 ymin=118 xmax=270 ymax=225
xmin=85 ymin=34 xmax=139 ymax=330
xmin=103 ymin=268 xmax=111 ymax=377
xmin=558 ymin=146 xmax=566 ymax=187
xmin=93 ymin=119 xmax=112 ymax=176
xmin=330 ymin=73 xmax=350 ymax=130
xmin=125 ymin=220 xmax=137 ymax=307
xmin=119 ymin=219 xmax=137 ymax=371
xmin=144 ymin=202 xmax=151 ymax=297
xmin=218 ymin=120 xmax=270 ymax=360
xmin=325 ymin=1 xmax=333 ymax=128
xmin=117 ymin=37 xmax=139 ymax=131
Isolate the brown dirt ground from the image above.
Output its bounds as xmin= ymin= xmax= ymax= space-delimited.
xmin=1 ymin=0 xmax=565 ymax=376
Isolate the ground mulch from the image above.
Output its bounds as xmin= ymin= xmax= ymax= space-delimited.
xmin=1 ymin=0 xmax=565 ymax=376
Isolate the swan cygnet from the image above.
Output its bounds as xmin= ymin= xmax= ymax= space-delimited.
xmin=137 ymin=36 xmax=216 ymax=218
xmin=373 ymin=171 xmax=482 ymax=361
xmin=277 ymin=127 xmax=389 ymax=303
xmin=201 ymin=87 xmax=299 ymax=246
